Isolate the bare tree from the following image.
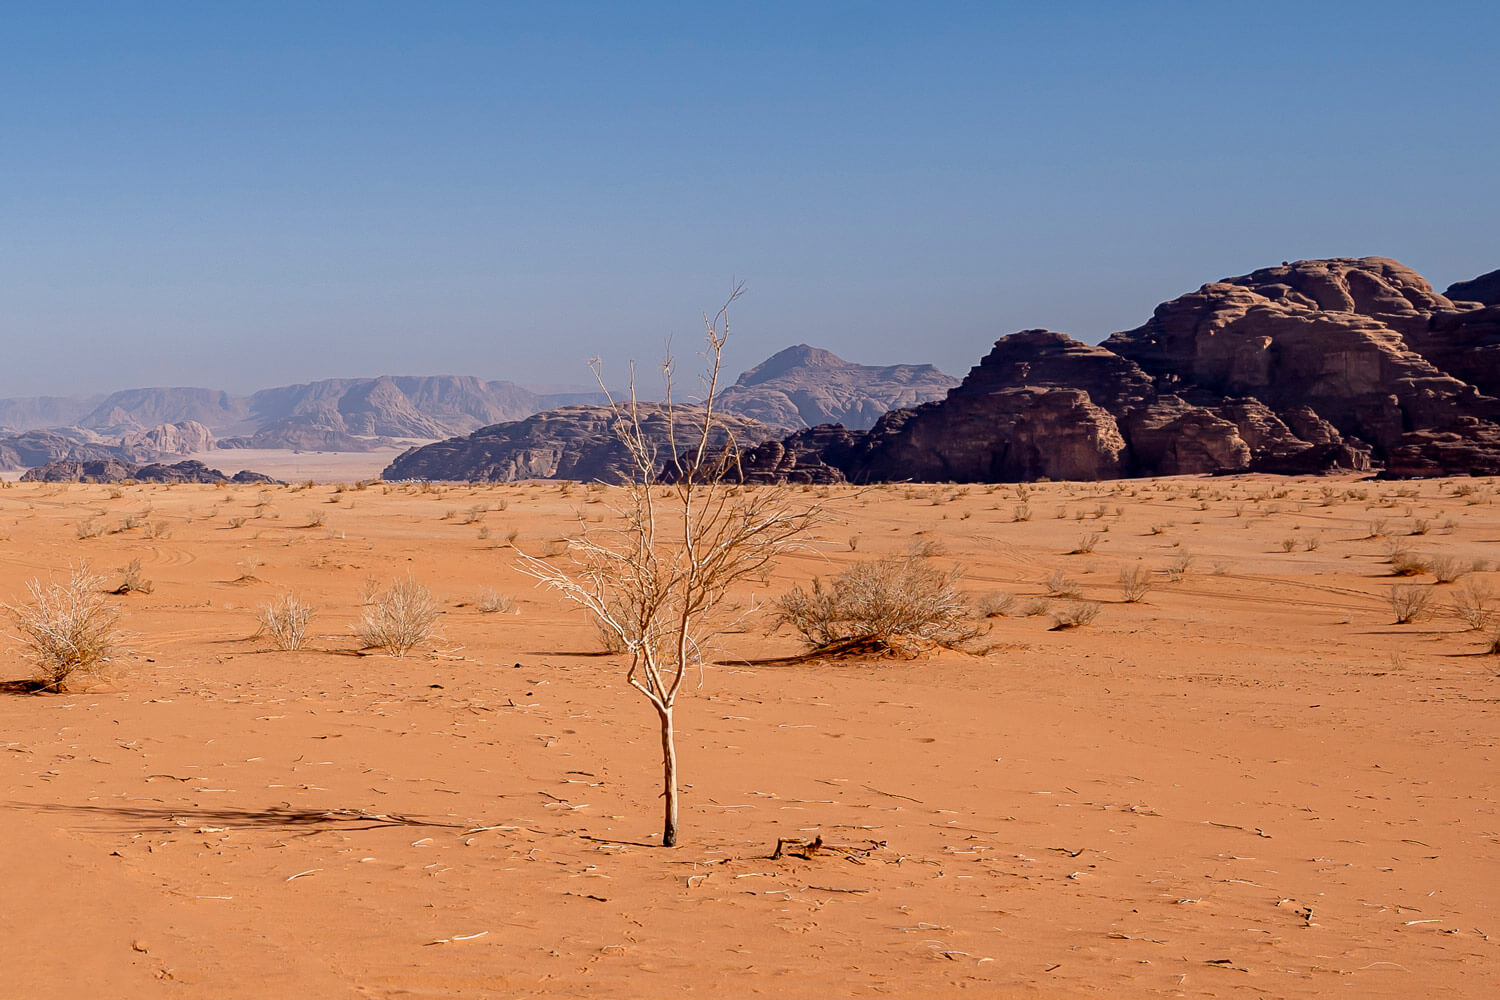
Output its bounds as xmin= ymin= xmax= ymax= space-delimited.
xmin=518 ymin=287 xmax=821 ymax=847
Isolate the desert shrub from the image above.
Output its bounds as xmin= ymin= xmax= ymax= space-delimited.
xmin=1071 ymin=531 xmax=1102 ymax=555
xmin=1428 ymin=555 xmax=1466 ymax=584
xmin=355 ymin=577 xmax=438 ymax=656
xmin=776 ymin=552 xmax=982 ymax=656
xmin=1044 ymin=569 xmax=1083 ymax=599
xmin=977 ymin=591 xmax=1015 ymax=618
xmin=6 ymin=566 xmax=124 ymax=692
xmin=256 ymin=594 xmax=315 ymax=650
xmin=1303 ymin=535 xmax=1320 ymax=552
xmin=1020 ymin=598 xmax=1052 ymax=617
xmin=112 ymin=558 xmax=154 ymax=595
xmin=1390 ymin=584 xmax=1433 ymax=624
xmin=1050 ymin=601 xmax=1101 ymax=630
xmin=75 ymin=519 xmax=104 ymax=540
xmin=1012 ymin=503 xmax=1031 ymax=522
xmin=1449 ymin=579 xmax=1492 ymax=630
xmin=1118 ymin=564 xmax=1151 ymax=602
xmin=235 ymin=556 xmax=262 ymax=583
xmin=1280 ymin=536 xmax=1298 ymax=552
xmin=1389 ymin=551 xmax=1429 ymax=577
xmin=909 ymin=538 xmax=946 ymax=558
xmin=476 ymin=588 xmax=517 ymax=614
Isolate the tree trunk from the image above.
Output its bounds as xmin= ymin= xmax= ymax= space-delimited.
xmin=657 ymin=703 xmax=678 ymax=847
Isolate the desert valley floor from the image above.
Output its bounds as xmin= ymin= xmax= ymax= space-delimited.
xmin=1 ymin=476 xmax=1496 ymax=998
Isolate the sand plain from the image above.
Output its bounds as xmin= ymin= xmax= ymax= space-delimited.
xmin=0 ymin=475 xmax=1496 ymax=998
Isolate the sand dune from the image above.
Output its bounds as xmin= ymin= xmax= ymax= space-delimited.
xmin=1 ymin=476 xmax=1496 ymax=997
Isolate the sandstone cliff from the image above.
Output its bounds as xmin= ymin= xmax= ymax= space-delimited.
xmin=735 ymin=258 xmax=1500 ymax=483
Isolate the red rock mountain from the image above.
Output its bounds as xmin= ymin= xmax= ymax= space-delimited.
xmin=732 ymin=258 xmax=1500 ymax=482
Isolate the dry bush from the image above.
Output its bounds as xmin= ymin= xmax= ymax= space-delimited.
xmin=1390 ymin=584 xmax=1434 ymax=625
xmin=355 ymin=577 xmax=438 ymax=656
xmin=910 ymin=538 xmax=946 ymax=558
xmin=1020 ymin=598 xmax=1052 ymax=617
xmin=977 ymin=591 xmax=1015 ymax=618
xmin=1012 ymin=503 xmax=1031 ymax=522
xmin=1118 ymin=564 xmax=1151 ymax=602
xmin=359 ymin=574 xmax=381 ymax=606
xmin=235 ymin=556 xmax=262 ymax=583
xmin=256 ymin=594 xmax=315 ymax=650
xmin=6 ymin=566 xmax=124 ymax=692
xmin=1165 ymin=550 xmax=1194 ymax=582
xmin=776 ymin=552 xmax=982 ymax=656
xmin=1071 ymin=531 xmax=1102 ymax=555
xmin=112 ymin=558 xmax=154 ymax=595
xmin=1389 ymin=550 xmax=1429 ymax=577
xmin=1448 ymin=579 xmax=1492 ymax=631
xmin=75 ymin=519 xmax=104 ymax=540
xmin=1303 ymin=535 xmax=1320 ymax=552
xmin=1050 ymin=601 xmax=1101 ymax=630
xmin=1280 ymin=536 xmax=1298 ymax=552
xmin=1428 ymin=555 xmax=1466 ymax=584
xmin=476 ymin=588 xmax=517 ymax=615
xmin=1044 ymin=569 xmax=1083 ymax=599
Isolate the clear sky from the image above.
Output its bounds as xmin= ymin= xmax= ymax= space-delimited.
xmin=2 ymin=1 xmax=1496 ymax=397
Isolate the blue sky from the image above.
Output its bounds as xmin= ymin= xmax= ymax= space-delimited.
xmin=1 ymin=2 xmax=1495 ymax=396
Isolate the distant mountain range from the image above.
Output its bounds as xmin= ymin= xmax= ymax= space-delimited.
xmin=0 ymin=349 xmax=958 ymax=474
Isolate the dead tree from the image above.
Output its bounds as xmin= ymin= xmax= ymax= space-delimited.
xmin=518 ymin=287 xmax=820 ymax=846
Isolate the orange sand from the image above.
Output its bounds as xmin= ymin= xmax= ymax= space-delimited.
xmin=1 ymin=476 xmax=1496 ymax=998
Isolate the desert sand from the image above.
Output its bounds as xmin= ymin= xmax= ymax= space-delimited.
xmin=1 ymin=475 xmax=1496 ymax=998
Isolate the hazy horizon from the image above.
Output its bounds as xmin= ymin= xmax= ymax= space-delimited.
xmin=3 ymin=2 xmax=1496 ymax=398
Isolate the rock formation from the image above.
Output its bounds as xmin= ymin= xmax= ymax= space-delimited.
xmin=119 ymin=421 xmax=215 ymax=461
xmin=20 ymin=459 xmax=279 ymax=484
xmin=734 ymin=258 xmax=1500 ymax=483
xmin=0 ymin=431 xmax=122 ymax=471
xmin=713 ymin=345 xmax=957 ymax=430
xmin=382 ymin=405 xmax=774 ymax=483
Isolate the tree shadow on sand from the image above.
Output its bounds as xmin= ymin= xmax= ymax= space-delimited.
xmin=7 ymin=801 xmax=464 ymax=836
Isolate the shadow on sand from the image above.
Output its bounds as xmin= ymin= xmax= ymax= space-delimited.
xmin=5 ymin=801 xmax=464 ymax=835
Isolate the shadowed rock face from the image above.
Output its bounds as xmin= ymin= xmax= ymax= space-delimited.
xmin=714 ymin=345 xmax=957 ymax=430
xmin=19 ymin=459 xmax=278 ymax=484
xmin=1447 ymin=269 xmax=1500 ymax=306
xmin=0 ymin=431 xmax=121 ymax=471
xmin=735 ymin=258 xmax=1500 ymax=483
xmin=381 ymin=404 xmax=775 ymax=483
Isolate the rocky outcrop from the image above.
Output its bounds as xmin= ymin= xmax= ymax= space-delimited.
xmin=20 ymin=459 xmax=279 ymax=484
xmin=382 ymin=405 xmax=775 ymax=483
xmin=738 ymin=259 xmax=1499 ymax=483
xmin=1103 ymin=258 xmax=1487 ymax=455
xmin=0 ymin=431 xmax=122 ymax=471
xmin=1447 ymin=269 xmax=1500 ymax=306
xmin=1385 ymin=418 xmax=1500 ymax=477
xmin=119 ymin=421 xmax=215 ymax=461
xmin=714 ymin=345 xmax=957 ymax=430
